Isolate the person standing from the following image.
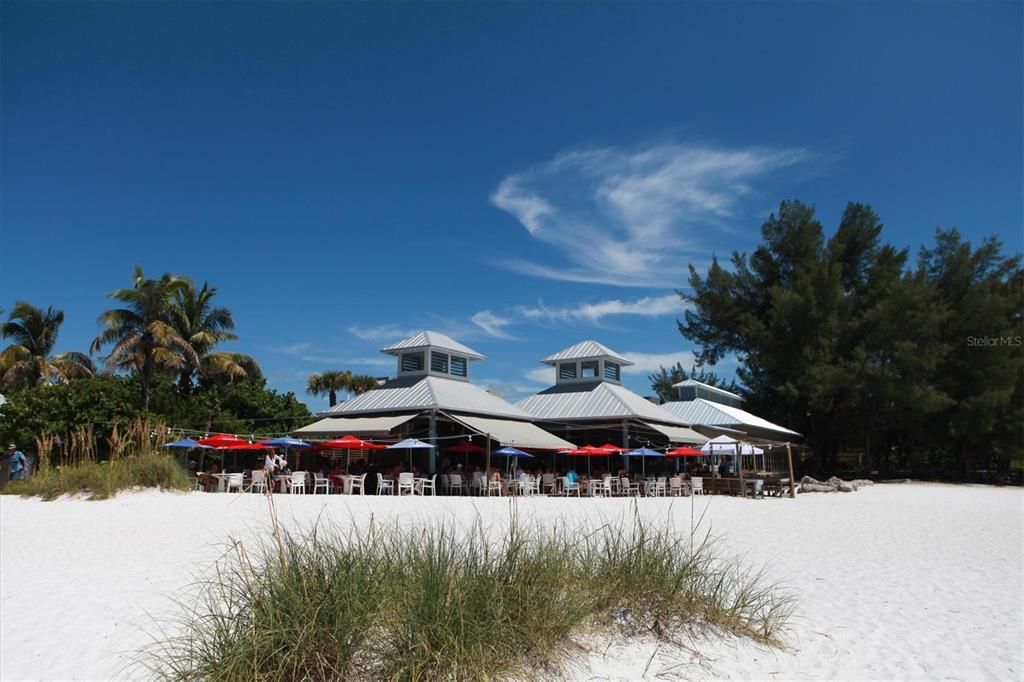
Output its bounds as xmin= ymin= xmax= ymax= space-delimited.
xmin=8 ymin=444 xmax=28 ymax=481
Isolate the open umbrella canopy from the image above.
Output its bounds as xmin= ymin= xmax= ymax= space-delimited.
xmin=162 ymin=438 xmax=212 ymax=449
xmin=259 ymin=436 xmax=311 ymax=449
xmin=563 ymin=444 xmax=608 ymax=456
xmin=700 ymin=435 xmax=739 ymax=453
xmin=623 ymin=447 xmax=665 ymax=458
xmin=315 ymin=435 xmax=386 ymax=450
xmin=493 ymin=446 xmax=533 ymax=458
xmin=447 ymin=441 xmax=486 ymax=454
xmin=222 ymin=442 xmax=272 ymax=451
xmin=387 ymin=438 xmax=435 ymax=449
xmin=596 ymin=443 xmax=625 ymax=454
xmin=198 ymin=434 xmax=251 ymax=448
xmin=665 ymin=446 xmax=703 ymax=457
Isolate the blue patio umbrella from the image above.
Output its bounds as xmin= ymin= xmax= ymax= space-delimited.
xmin=258 ymin=436 xmax=312 ymax=469
xmin=493 ymin=446 xmax=532 ymax=458
xmin=258 ymin=436 xmax=312 ymax=449
xmin=623 ymin=447 xmax=665 ymax=476
xmin=387 ymin=438 xmax=435 ymax=469
xmin=162 ymin=438 xmax=212 ymax=449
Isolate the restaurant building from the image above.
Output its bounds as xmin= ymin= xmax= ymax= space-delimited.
xmin=515 ymin=340 xmax=706 ymax=462
xmin=294 ymin=331 xmax=574 ymax=472
xmin=660 ymin=379 xmax=802 ymax=443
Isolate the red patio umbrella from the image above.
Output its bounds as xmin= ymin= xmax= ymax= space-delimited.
xmin=665 ymin=447 xmax=703 ymax=457
xmin=447 ymin=441 xmax=486 ymax=454
xmin=595 ymin=443 xmax=625 ymax=454
xmin=314 ymin=435 xmax=386 ymax=450
xmin=198 ymin=433 xmax=251 ymax=448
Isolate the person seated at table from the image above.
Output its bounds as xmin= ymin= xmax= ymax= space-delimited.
xmin=273 ymin=453 xmax=290 ymax=476
xmin=200 ymin=463 xmax=222 ymax=492
xmin=264 ymin=451 xmax=277 ymax=473
xmin=566 ymin=468 xmax=578 ymax=487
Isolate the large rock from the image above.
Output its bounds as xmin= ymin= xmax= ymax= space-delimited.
xmin=799 ymin=476 xmax=837 ymax=493
xmin=837 ymin=482 xmax=855 ymax=492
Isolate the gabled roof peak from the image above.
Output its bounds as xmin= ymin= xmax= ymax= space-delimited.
xmin=671 ymin=378 xmax=743 ymax=401
xmin=541 ymin=340 xmax=633 ymax=366
xmin=380 ymin=330 xmax=485 ymax=360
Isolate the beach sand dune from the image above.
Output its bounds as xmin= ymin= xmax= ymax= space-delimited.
xmin=1 ymin=483 xmax=1021 ymax=680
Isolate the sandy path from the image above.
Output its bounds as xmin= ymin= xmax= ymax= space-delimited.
xmin=1 ymin=483 xmax=1021 ymax=680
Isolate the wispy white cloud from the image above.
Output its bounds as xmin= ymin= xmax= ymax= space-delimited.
xmin=272 ymin=342 xmax=313 ymax=355
xmin=491 ymin=141 xmax=809 ymax=287
xmin=620 ymin=350 xmax=696 ymax=375
xmin=518 ymin=294 xmax=685 ymax=325
xmin=470 ymin=310 xmax=518 ymax=339
xmin=525 ymin=367 xmax=554 ymax=385
xmin=347 ymin=324 xmax=418 ymax=343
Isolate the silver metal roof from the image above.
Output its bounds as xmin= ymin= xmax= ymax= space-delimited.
xmin=541 ymin=340 xmax=633 ymax=366
xmin=447 ymin=414 xmax=576 ymax=451
xmin=661 ymin=398 xmax=801 ymax=438
xmin=516 ymin=380 xmax=690 ymax=425
xmin=670 ymin=378 xmax=743 ymax=401
xmin=320 ymin=375 xmax=532 ymax=419
xmin=294 ymin=414 xmax=417 ymax=437
xmin=380 ymin=331 xmax=485 ymax=360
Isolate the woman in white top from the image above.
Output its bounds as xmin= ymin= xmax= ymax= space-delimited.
xmin=264 ymin=452 xmax=277 ymax=472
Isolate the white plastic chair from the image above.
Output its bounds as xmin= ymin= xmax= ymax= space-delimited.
xmin=397 ymin=472 xmax=415 ymax=496
xmin=621 ymin=477 xmax=639 ymax=497
xmin=559 ymin=476 xmax=581 ymax=497
xmin=486 ymin=477 xmax=502 ymax=496
xmin=691 ymin=476 xmax=704 ymax=495
xmin=350 ymin=473 xmax=367 ymax=495
xmin=668 ymin=476 xmax=683 ymax=497
xmin=248 ymin=469 xmax=267 ymax=494
xmin=288 ymin=471 xmax=307 ymax=494
xmin=449 ymin=473 xmax=464 ymax=495
xmin=601 ymin=476 xmax=614 ymax=497
xmin=541 ymin=473 xmax=556 ymax=495
xmin=312 ymin=473 xmax=330 ymax=495
xmin=419 ymin=474 xmax=436 ymax=496
xmin=377 ymin=473 xmax=394 ymax=495
xmin=226 ymin=473 xmax=244 ymax=493
xmin=471 ymin=471 xmax=483 ymax=496
xmin=654 ymin=477 xmax=667 ymax=497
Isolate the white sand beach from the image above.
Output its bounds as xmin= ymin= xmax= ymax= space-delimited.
xmin=1 ymin=483 xmax=1022 ymax=681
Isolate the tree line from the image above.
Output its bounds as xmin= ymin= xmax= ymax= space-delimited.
xmin=0 ymin=266 xmax=378 ymax=457
xmin=664 ymin=200 xmax=1022 ymax=480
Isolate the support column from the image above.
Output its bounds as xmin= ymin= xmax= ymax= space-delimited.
xmin=428 ymin=411 xmax=437 ymax=474
xmin=622 ymin=421 xmax=630 ymax=474
xmin=786 ymin=442 xmax=797 ymax=498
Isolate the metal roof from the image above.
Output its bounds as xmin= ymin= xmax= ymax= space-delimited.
xmin=516 ymin=380 xmax=690 ymax=425
xmin=380 ymin=331 xmax=485 ymax=360
xmin=541 ymin=340 xmax=633 ymax=366
xmin=294 ymin=414 xmax=417 ymax=437
xmin=640 ymin=421 xmax=707 ymax=444
xmin=447 ymin=414 xmax=576 ymax=451
xmin=661 ymin=398 xmax=801 ymax=438
xmin=670 ymin=378 xmax=743 ymax=401
xmin=319 ymin=375 xmax=532 ymax=419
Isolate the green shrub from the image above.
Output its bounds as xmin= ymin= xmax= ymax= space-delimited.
xmin=3 ymin=452 xmax=192 ymax=500
xmin=145 ymin=504 xmax=792 ymax=681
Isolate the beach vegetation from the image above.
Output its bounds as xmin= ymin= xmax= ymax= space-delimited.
xmin=1 ymin=301 xmax=94 ymax=390
xmin=145 ymin=506 xmax=791 ymax=681
xmin=2 ymin=418 xmax=192 ymax=500
xmin=306 ymin=371 xmax=378 ymax=407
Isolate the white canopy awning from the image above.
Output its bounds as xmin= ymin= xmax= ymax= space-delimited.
xmin=294 ymin=414 xmax=417 ymax=437
xmin=446 ymin=413 xmax=576 ymax=451
xmin=641 ymin=421 xmax=706 ymax=444
xmin=701 ymin=434 xmax=740 ymax=453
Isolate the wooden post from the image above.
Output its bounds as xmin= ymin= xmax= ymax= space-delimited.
xmin=786 ymin=442 xmax=797 ymax=498
xmin=736 ymin=442 xmax=745 ymax=498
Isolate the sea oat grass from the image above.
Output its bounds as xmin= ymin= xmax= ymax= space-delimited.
xmin=146 ymin=504 xmax=792 ymax=681
xmin=2 ymin=452 xmax=191 ymax=500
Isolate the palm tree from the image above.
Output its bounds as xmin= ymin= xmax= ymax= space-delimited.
xmin=1 ymin=302 xmax=94 ymax=390
xmin=348 ymin=374 xmax=380 ymax=395
xmin=306 ymin=370 xmax=352 ymax=407
xmin=91 ymin=266 xmax=197 ymax=410
xmin=169 ymin=281 xmax=260 ymax=394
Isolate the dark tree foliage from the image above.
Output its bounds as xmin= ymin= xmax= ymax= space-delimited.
xmin=0 ymin=374 xmax=311 ymax=462
xmin=680 ymin=200 xmax=1022 ymax=479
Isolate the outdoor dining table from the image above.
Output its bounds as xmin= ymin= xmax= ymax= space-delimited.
xmin=272 ymin=474 xmax=290 ymax=493
xmin=211 ymin=473 xmax=231 ymax=492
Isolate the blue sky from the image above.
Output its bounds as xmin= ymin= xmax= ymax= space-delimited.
xmin=2 ymin=1 xmax=1021 ymax=411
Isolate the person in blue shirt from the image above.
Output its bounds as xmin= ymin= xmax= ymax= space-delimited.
xmin=566 ymin=469 xmax=578 ymax=486
xmin=7 ymin=444 xmax=27 ymax=480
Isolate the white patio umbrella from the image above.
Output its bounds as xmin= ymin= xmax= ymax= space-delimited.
xmin=386 ymin=438 xmax=435 ymax=470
